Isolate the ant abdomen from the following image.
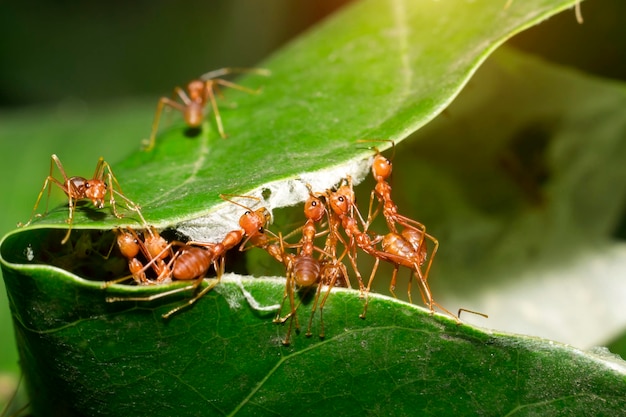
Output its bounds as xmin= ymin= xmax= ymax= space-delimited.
xmin=293 ymin=256 xmax=321 ymax=287
xmin=172 ymin=247 xmax=213 ymax=280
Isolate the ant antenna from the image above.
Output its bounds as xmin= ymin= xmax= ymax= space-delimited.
xmin=355 ymin=139 xmax=396 ymax=160
xmin=457 ymin=308 xmax=489 ymax=320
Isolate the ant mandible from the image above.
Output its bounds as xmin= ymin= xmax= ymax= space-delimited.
xmin=143 ymin=67 xmax=270 ymax=150
xmin=18 ymin=154 xmax=147 ymax=245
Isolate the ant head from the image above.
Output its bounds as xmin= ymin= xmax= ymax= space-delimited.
xmin=372 ymin=154 xmax=392 ymax=182
xmin=187 ymin=80 xmax=205 ymax=100
xmin=84 ymin=180 xmax=107 ymax=208
xmin=327 ymin=177 xmax=355 ymax=216
xmin=220 ymin=194 xmax=271 ymax=236
xmin=239 ymin=209 xmax=267 ymax=236
xmin=304 ymin=195 xmax=326 ymax=222
xmin=328 ymin=188 xmax=352 ymax=216
xmin=116 ymin=229 xmax=140 ymax=259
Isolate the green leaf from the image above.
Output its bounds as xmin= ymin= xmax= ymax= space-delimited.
xmin=6 ymin=0 xmax=625 ymax=416
xmin=11 ymin=0 xmax=583 ymax=238
xmin=2 ymin=227 xmax=626 ymax=416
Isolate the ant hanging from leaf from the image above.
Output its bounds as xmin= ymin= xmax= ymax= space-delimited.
xmin=143 ymin=67 xmax=271 ymax=150
xmin=18 ymin=154 xmax=147 ymax=245
xmin=270 ymin=187 xmax=348 ymax=345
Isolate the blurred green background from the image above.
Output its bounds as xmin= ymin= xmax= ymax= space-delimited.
xmin=0 ymin=0 xmax=625 ymax=404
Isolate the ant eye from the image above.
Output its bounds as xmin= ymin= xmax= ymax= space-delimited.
xmin=338 ymin=196 xmax=344 ymax=202
xmin=258 ymin=227 xmax=264 ymax=233
xmin=85 ymin=183 xmax=90 ymax=188
xmin=244 ymin=211 xmax=251 ymax=215
xmin=311 ymin=201 xmax=318 ymax=207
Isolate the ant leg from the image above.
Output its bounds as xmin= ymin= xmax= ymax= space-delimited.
xmin=106 ymin=277 xmax=219 ymax=318
xmin=205 ymin=83 xmax=226 ymax=138
xmin=18 ymin=177 xmax=54 ymax=227
xmin=411 ymin=267 xmax=459 ymax=322
xmin=92 ymin=157 xmax=105 ymax=180
xmin=101 ymin=242 xmax=176 ymax=289
xmin=315 ymin=263 xmax=345 ymax=339
xmin=575 ymin=1 xmax=583 ymax=24
xmin=101 ymin=274 xmax=135 ymax=287
xmin=273 ymin=282 xmax=291 ymax=324
xmin=18 ymin=155 xmax=70 ymax=228
xmin=105 ymin=280 xmax=204 ymax=303
xmin=214 ymin=78 xmax=263 ymax=95
xmin=412 ymin=265 xmax=433 ymax=313
xmin=161 ymin=249 xmax=225 ymax=320
xmin=200 ymin=67 xmax=271 ymax=81
xmin=105 ymin=164 xmax=149 ymax=227
xmin=305 ymin=282 xmax=323 ymax=338
xmin=105 ymin=172 xmax=123 ymax=220
xmin=431 ymin=300 xmax=460 ymax=323
xmin=387 ymin=266 xmax=401 ymax=300
xmin=111 ymin=188 xmax=148 ymax=226
xmin=144 ymin=97 xmax=186 ymax=151
xmin=405 ymin=268 xmax=413 ymax=305
xmin=421 ymin=232 xmax=438 ymax=283
xmin=360 ymin=258 xmax=380 ymax=319
xmin=162 ymin=278 xmax=220 ymax=319
xmin=458 ymin=308 xmax=489 ymax=320
xmin=60 ymin=195 xmax=78 ymax=245
xmin=280 ymin=277 xmax=296 ymax=345
xmin=364 ymin=189 xmax=382 ymax=231
xmin=205 ymin=78 xmax=261 ymax=139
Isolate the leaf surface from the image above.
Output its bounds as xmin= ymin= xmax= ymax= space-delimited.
xmin=5 ymin=0 xmax=624 ymax=416
xmin=2 ymin=228 xmax=625 ymax=416
xmin=12 ymin=0 xmax=584 ymax=242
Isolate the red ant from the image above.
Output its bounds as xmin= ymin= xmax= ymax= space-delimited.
xmin=326 ymin=176 xmax=460 ymax=320
xmin=18 ymin=154 xmax=147 ymax=245
xmin=106 ymin=236 xmax=222 ymax=319
xmin=362 ymin=141 xmax=431 ymax=239
xmin=361 ymin=142 xmax=440 ymax=299
xmin=271 ymin=187 xmax=347 ymax=345
xmin=160 ymin=196 xmax=276 ymax=318
xmin=105 ymin=195 xmax=274 ymax=319
xmin=114 ymin=227 xmax=172 ymax=285
xmin=325 ymin=177 xmax=372 ymax=291
xmin=143 ymin=67 xmax=270 ymax=150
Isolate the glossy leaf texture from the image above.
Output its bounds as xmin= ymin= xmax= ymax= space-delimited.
xmin=10 ymin=0 xmax=584 ymax=239
xmin=6 ymin=0 xmax=626 ymax=416
xmin=2 ymin=227 xmax=626 ymax=417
